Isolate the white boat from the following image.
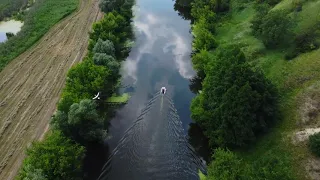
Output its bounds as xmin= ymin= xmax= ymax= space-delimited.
xmin=161 ymin=87 xmax=166 ymax=95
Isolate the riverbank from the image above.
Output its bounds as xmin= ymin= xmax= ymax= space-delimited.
xmin=16 ymin=0 xmax=135 ymax=179
xmin=0 ymin=0 xmax=79 ymax=71
xmin=186 ymin=0 xmax=320 ymax=179
xmin=0 ymin=0 xmax=101 ymax=178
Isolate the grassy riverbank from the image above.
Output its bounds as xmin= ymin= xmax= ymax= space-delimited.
xmin=0 ymin=0 xmax=78 ymax=72
xmin=184 ymin=0 xmax=320 ymax=179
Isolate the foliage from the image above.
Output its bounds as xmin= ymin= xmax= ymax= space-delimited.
xmin=0 ymin=0 xmax=28 ymax=21
xmin=5 ymin=32 xmax=14 ymax=39
xmin=174 ymin=0 xmax=193 ymax=20
xmin=192 ymin=49 xmax=211 ymax=73
xmin=251 ymin=9 xmax=293 ymax=48
xmin=191 ymin=45 xmax=277 ymax=147
xmin=192 ymin=17 xmax=217 ymax=52
xmin=62 ymin=60 xmax=113 ymax=105
xmin=208 ymin=148 xmax=246 ymax=179
xmin=198 ymin=170 xmax=207 ymax=180
xmin=257 ymin=0 xmax=281 ymax=6
xmin=204 ymin=148 xmax=294 ymax=180
xmin=213 ymin=0 xmax=230 ymax=12
xmin=250 ymin=151 xmax=294 ymax=180
xmin=52 ymin=99 xmax=105 ymax=144
xmin=99 ymin=0 xmax=134 ymax=20
xmin=93 ymin=38 xmax=115 ymax=57
xmin=309 ymin=132 xmax=320 ymax=157
xmin=18 ymin=164 xmax=47 ymax=180
xmin=0 ymin=0 xmax=78 ymax=72
xmin=191 ymin=0 xmax=216 ymax=29
xmin=17 ymin=131 xmax=85 ymax=180
xmin=89 ymin=11 xmax=133 ymax=59
xmin=93 ymin=53 xmax=116 ymax=66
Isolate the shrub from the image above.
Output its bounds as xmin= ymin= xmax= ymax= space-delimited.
xmin=309 ymin=132 xmax=320 ymax=157
xmin=252 ymin=10 xmax=293 ymax=48
xmin=208 ymin=148 xmax=247 ymax=179
xmin=250 ymin=151 xmax=294 ymax=180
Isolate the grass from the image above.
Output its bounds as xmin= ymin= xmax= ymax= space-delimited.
xmin=107 ymin=93 xmax=131 ymax=103
xmin=0 ymin=0 xmax=78 ymax=72
xmin=213 ymin=0 xmax=320 ymax=179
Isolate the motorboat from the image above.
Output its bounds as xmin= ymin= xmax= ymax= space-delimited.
xmin=161 ymin=87 xmax=166 ymax=95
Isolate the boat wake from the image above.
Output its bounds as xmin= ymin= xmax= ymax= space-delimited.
xmin=98 ymin=92 xmax=206 ymax=180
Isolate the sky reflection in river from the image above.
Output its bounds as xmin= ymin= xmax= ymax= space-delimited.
xmin=108 ymin=0 xmax=196 ymax=149
xmin=123 ymin=6 xmax=194 ymax=81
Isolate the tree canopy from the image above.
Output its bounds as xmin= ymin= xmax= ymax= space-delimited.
xmin=191 ymin=45 xmax=277 ymax=147
xmin=89 ymin=12 xmax=132 ymax=59
xmin=252 ymin=9 xmax=293 ymax=48
xmin=52 ymin=99 xmax=105 ymax=144
xmin=17 ymin=131 xmax=85 ymax=180
xmin=93 ymin=38 xmax=115 ymax=57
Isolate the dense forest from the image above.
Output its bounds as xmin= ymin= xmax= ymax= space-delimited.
xmin=16 ymin=0 xmax=134 ymax=179
xmin=0 ymin=0 xmax=78 ymax=71
xmin=172 ymin=0 xmax=320 ymax=179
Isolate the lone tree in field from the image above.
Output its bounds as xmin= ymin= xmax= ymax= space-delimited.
xmin=191 ymin=45 xmax=277 ymax=147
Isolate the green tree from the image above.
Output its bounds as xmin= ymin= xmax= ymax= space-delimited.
xmin=63 ymin=60 xmax=113 ymax=102
xmin=93 ymin=53 xmax=116 ymax=66
xmin=191 ymin=45 xmax=277 ymax=147
xmin=191 ymin=0 xmax=216 ymax=32
xmin=17 ymin=131 xmax=85 ymax=180
xmin=68 ymin=99 xmax=105 ymax=143
xmin=192 ymin=49 xmax=211 ymax=74
xmin=52 ymin=100 xmax=105 ymax=143
xmin=192 ymin=17 xmax=217 ymax=52
xmin=252 ymin=10 xmax=293 ymax=48
xmin=18 ymin=164 xmax=47 ymax=180
xmin=93 ymin=38 xmax=115 ymax=57
xmin=89 ymin=12 xmax=132 ymax=59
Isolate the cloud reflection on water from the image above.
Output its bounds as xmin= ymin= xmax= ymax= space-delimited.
xmin=122 ymin=8 xmax=194 ymax=82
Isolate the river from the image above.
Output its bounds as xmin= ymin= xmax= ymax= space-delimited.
xmin=83 ymin=0 xmax=208 ymax=179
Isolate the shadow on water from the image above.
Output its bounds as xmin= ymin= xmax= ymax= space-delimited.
xmin=98 ymin=93 xmax=206 ymax=180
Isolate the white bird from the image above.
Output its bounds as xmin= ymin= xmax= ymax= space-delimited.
xmin=93 ymin=92 xmax=100 ymax=100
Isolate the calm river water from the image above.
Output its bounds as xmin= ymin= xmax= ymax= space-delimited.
xmin=83 ymin=0 xmax=209 ymax=179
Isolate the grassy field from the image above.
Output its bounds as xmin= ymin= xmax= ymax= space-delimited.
xmin=214 ymin=0 xmax=320 ymax=179
xmin=0 ymin=0 xmax=79 ymax=71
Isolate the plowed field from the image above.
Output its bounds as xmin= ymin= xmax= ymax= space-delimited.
xmin=0 ymin=0 xmax=102 ymax=178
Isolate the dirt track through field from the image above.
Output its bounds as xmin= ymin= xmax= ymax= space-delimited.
xmin=0 ymin=0 xmax=102 ymax=178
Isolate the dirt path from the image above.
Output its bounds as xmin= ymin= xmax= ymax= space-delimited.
xmin=0 ymin=0 xmax=103 ymax=178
